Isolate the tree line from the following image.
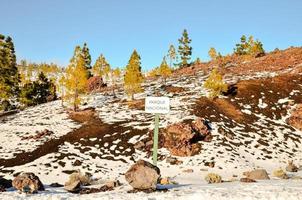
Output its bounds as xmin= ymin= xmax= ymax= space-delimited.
xmin=0 ymin=30 xmax=266 ymax=111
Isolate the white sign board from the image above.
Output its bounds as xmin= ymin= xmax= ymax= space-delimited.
xmin=145 ymin=97 xmax=170 ymax=114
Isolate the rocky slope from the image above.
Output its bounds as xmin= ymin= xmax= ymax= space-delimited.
xmin=0 ymin=47 xmax=302 ymax=199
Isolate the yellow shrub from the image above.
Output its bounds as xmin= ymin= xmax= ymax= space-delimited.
xmin=204 ymin=68 xmax=228 ymax=99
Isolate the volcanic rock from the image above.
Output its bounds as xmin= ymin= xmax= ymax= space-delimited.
xmin=125 ymin=160 xmax=160 ymax=190
xmin=12 ymin=173 xmax=44 ymax=194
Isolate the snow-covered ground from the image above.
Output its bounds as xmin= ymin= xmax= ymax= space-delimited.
xmin=1 ymin=71 xmax=302 ymax=199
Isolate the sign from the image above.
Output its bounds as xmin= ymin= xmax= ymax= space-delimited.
xmin=145 ymin=97 xmax=170 ymax=114
xmin=145 ymin=96 xmax=170 ymax=166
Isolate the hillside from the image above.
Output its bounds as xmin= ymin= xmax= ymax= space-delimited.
xmin=0 ymin=47 xmax=302 ymax=199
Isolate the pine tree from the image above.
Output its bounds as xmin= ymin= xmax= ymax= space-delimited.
xmin=195 ymin=57 xmax=202 ymax=65
xmin=208 ymin=47 xmax=217 ymax=61
xmin=234 ymin=35 xmax=265 ymax=57
xmin=0 ymin=34 xmax=20 ymax=110
xmin=82 ymin=43 xmax=92 ymax=78
xmin=159 ymin=57 xmax=172 ymax=84
xmin=124 ymin=50 xmax=144 ymax=100
xmin=92 ymin=54 xmax=111 ymax=83
xmin=20 ymin=72 xmax=57 ymax=107
xmin=178 ymin=29 xmax=192 ymax=68
xmin=65 ymin=46 xmax=89 ymax=111
xmin=204 ymin=68 xmax=227 ymax=99
xmin=167 ymin=44 xmax=177 ymax=67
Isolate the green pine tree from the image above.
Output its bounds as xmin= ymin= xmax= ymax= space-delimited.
xmin=178 ymin=29 xmax=192 ymax=68
xmin=82 ymin=43 xmax=92 ymax=78
xmin=0 ymin=34 xmax=20 ymax=110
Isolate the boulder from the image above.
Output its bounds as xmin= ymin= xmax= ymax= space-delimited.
xmin=65 ymin=171 xmax=92 ymax=187
xmin=191 ymin=118 xmax=210 ymax=137
xmin=64 ymin=180 xmax=81 ymax=193
xmin=0 ymin=177 xmax=12 ymax=189
xmin=163 ymin=123 xmax=201 ymax=157
xmin=240 ymin=178 xmax=256 ymax=183
xmin=286 ymin=161 xmax=298 ymax=172
xmin=288 ymin=104 xmax=302 ymax=131
xmin=243 ymin=169 xmax=270 ymax=180
xmin=134 ymin=118 xmax=211 ymax=157
xmin=12 ymin=173 xmax=44 ymax=194
xmin=125 ymin=160 xmax=160 ymax=190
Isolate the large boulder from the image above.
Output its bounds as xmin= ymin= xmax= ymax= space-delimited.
xmin=134 ymin=118 xmax=211 ymax=157
xmin=162 ymin=119 xmax=210 ymax=156
xmin=64 ymin=171 xmax=92 ymax=193
xmin=12 ymin=173 xmax=44 ymax=194
xmin=243 ymin=169 xmax=270 ymax=180
xmin=288 ymin=104 xmax=302 ymax=131
xmin=125 ymin=160 xmax=160 ymax=190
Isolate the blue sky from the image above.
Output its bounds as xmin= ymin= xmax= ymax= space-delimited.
xmin=1 ymin=0 xmax=301 ymax=70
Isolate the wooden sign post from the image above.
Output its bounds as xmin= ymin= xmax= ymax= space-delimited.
xmin=145 ymin=97 xmax=170 ymax=166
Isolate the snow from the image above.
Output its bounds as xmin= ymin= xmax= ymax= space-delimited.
xmin=1 ymin=71 xmax=302 ymax=199
xmin=0 ymin=101 xmax=80 ymax=159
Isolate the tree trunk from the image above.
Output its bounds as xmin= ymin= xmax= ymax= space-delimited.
xmin=73 ymin=88 xmax=78 ymax=112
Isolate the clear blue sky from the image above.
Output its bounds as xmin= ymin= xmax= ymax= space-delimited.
xmin=1 ymin=0 xmax=301 ymax=70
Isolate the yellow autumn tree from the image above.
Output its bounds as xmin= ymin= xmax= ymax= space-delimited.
xmin=92 ymin=54 xmax=111 ymax=83
xmin=208 ymin=47 xmax=217 ymax=61
xmin=124 ymin=50 xmax=144 ymax=100
xmin=204 ymin=68 xmax=228 ymax=99
xmin=148 ymin=67 xmax=159 ymax=78
xmin=159 ymin=57 xmax=172 ymax=84
xmin=65 ymin=46 xmax=88 ymax=111
xmin=111 ymin=67 xmax=121 ymax=96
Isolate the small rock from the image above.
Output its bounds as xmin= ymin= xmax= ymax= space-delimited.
xmin=79 ymin=185 xmax=113 ymax=195
xmin=125 ymin=160 xmax=160 ymax=190
xmin=166 ymin=157 xmax=183 ymax=165
xmin=240 ymin=178 xmax=256 ymax=183
xmin=73 ymin=160 xmax=82 ymax=166
xmin=243 ymin=169 xmax=270 ymax=180
xmin=105 ymin=180 xmax=121 ymax=188
xmin=205 ymin=173 xmax=222 ymax=184
xmin=286 ymin=161 xmax=298 ymax=172
xmin=182 ymin=169 xmax=194 ymax=173
xmin=12 ymin=173 xmax=44 ymax=194
xmin=205 ymin=161 xmax=215 ymax=168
